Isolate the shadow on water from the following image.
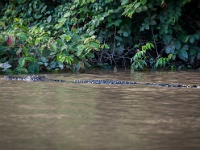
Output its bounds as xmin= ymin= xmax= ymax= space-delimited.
xmin=0 ymin=71 xmax=200 ymax=150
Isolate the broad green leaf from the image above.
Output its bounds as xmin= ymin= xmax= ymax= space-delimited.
xmin=19 ymin=58 xmax=25 ymax=67
xmin=18 ymin=25 xmax=29 ymax=33
xmin=121 ymin=0 xmax=129 ymax=5
xmin=37 ymin=62 xmax=43 ymax=65
xmin=22 ymin=47 xmax=29 ymax=57
xmin=165 ymin=45 xmax=175 ymax=54
xmin=155 ymin=58 xmax=161 ymax=67
xmin=178 ymin=50 xmax=188 ymax=61
xmin=89 ymin=30 xmax=95 ymax=36
xmin=140 ymin=26 xmax=144 ymax=31
xmin=89 ymin=42 xmax=100 ymax=50
xmin=55 ymin=23 xmax=64 ymax=29
xmin=136 ymin=7 xmax=142 ymax=13
xmin=49 ymin=61 xmax=56 ymax=68
xmin=144 ymin=24 xmax=149 ymax=30
xmin=24 ymin=57 xmax=36 ymax=62
xmin=114 ymin=19 xmax=122 ymax=26
xmin=0 ymin=21 xmax=6 ymax=29
xmin=134 ymin=44 xmax=140 ymax=48
xmin=140 ymin=0 xmax=147 ymax=5
xmin=141 ymin=5 xmax=148 ymax=11
xmin=115 ymin=36 xmax=122 ymax=41
xmin=159 ymin=58 xmax=163 ymax=66
xmin=168 ymin=54 xmax=173 ymax=59
xmin=189 ymin=36 xmax=195 ymax=43
xmin=182 ymin=44 xmax=189 ymax=51
xmin=16 ymin=48 xmax=22 ymax=55
xmin=134 ymin=2 xmax=141 ymax=9
xmin=117 ymin=30 xmax=123 ymax=35
xmin=123 ymin=32 xmax=128 ymax=37
xmin=104 ymin=44 xmax=109 ymax=49
xmin=41 ymin=57 xmax=47 ymax=63
xmin=28 ymin=8 xmax=32 ymax=14
xmin=33 ymin=3 xmax=37 ymax=9
xmin=60 ymin=34 xmax=71 ymax=42
xmin=56 ymin=39 xmax=65 ymax=46
xmin=35 ymin=38 xmax=40 ymax=45
xmin=45 ymin=11 xmax=51 ymax=15
xmin=164 ymin=35 xmax=172 ymax=44
xmin=163 ymin=58 xmax=166 ymax=67
xmin=87 ymin=52 xmax=95 ymax=58
xmin=16 ymin=33 xmax=27 ymax=41
xmin=41 ymin=5 xmax=47 ymax=13
xmin=34 ymin=13 xmax=43 ymax=19
xmin=49 ymin=43 xmax=57 ymax=52
xmin=182 ymin=35 xmax=190 ymax=43
xmin=58 ymin=62 xmax=64 ymax=69
xmin=28 ymin=62 xmax=39 ymax=73
xmin=47 ymin=15 xmax=52 ymax=23
xmin=77 ymin=45 xmax=84 ymax=56
xmin=64 ymin=12 xmax=71 ymax=18
xmin=174 ymin=40 xmax=181 ymax=50
xmin=42 ymin=48 xmax=51 ymax=57
xmin=58 ymin=18 xmax=66 ymax=23
xmin=44 ymin=63 xmax=49 ymax=66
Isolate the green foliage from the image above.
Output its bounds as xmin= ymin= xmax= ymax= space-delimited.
xmin=0 ymin=0 xmax=200 ymax=74
xmin=0 ymin=0 xmax=103 ymax=73
xmin=0 ymin=21 xmax=6 ymax=29
xmin=130 ymin=0 xmax=200 ymax=70
xmin=131 ymin=43 xmax=154 ymax=71
xmin=155 ymin=54 xmax=173 ymax=68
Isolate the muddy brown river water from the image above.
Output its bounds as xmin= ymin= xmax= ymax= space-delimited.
xmin=0 ymin=71 xmax=200 ymax=150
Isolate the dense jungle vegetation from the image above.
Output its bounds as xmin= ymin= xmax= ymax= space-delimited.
xmin=0 ymin=0 xmax=200 ymax=74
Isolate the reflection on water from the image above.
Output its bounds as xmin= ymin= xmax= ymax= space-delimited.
xmin=0 ymin=71 xmax=200 ymax=150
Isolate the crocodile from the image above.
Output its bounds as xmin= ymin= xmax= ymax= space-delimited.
xmin=3 ymin=75 xmax=200 ymax=88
